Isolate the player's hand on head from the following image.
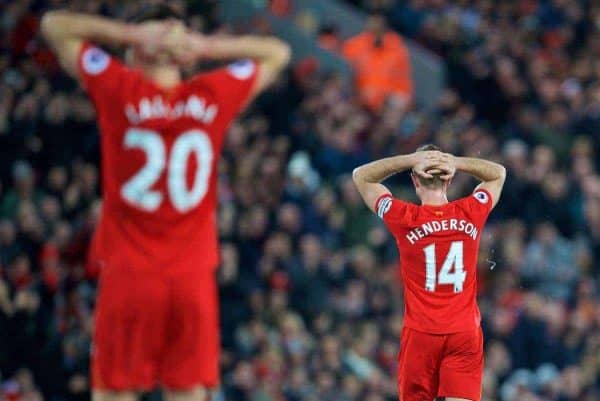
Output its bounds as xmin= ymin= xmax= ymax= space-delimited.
xmin=413 ymin=160 xmax=438 ymax=179
xmin=413 ymin=150 xmax=456 ymax=181
xmin=432 ymin=153 xmax=457 ymax=180
xmin=432 ymin=163 xmax=456 ymax=181
xmin=413 ymin=150 xmax=441 ymax=164
xmin=413 ymin=150 xmax=442 ymax=179
xmin=160 ymin=22 xmax=200 ymax=66
xmin=131 ymin=20 xmax=173 ymax=47
xmin=130 ymin=20 xmax=183 ymax=64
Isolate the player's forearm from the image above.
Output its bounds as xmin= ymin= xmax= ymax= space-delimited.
xmin=41 ymin=11 xmax=137 ymax=47
xmin=353 ymin=154 xmax=417 ymax=184
xmin=455 ymin=157 xmax=506 ymax=183
xmin=191 ymin=34 xmax=291 ymax=71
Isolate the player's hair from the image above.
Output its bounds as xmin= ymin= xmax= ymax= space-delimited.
xmin=416 ymin=144 xmax=441 ymax=152
xmin=413 ymin=144 xmax=445 ymax=188
xmin=130 ymin=4 xmax=184 ymax=23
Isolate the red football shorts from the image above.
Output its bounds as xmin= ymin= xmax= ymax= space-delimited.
xmin=91 ymin=265 xmax=219 ymax=391
xmin=398 ymin=326 xmax=483 ymax=401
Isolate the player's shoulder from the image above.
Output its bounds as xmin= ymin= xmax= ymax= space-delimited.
xmin=451 ymin=189 xmax=493 ymax=218
xmin=80 ymin=45 xmax=112 ymax=76
xmin=225 ymin=59 xmax=257 ymax=80
xmin=455 ymin=189 xmax=492 ymax=207
xmin=80 ymin=44 xmax=134 ymax=76
xmin=377 ymin=194 xmax=419 ymax=224
xmin=79 ymin=43 xmax=142 ymax=101
xmin=471 ymin=189 xmax=492 ymax=205
xmin=188 ymin=60 xmax=257 ymax=86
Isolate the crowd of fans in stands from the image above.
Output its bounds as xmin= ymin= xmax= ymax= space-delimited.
xmin=2 ymin=0 xmax=600 ymax=401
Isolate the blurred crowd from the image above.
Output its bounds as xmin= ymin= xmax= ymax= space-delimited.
xmin=2 ymin=1 xmax=600 ymax=401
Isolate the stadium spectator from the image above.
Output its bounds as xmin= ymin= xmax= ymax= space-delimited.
xmin=342 ymin=14 xmax=413 ymax=112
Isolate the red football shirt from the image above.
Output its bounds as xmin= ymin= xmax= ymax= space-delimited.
xmin=79 ymin=43 xmax=258 ymax=275
xmin=376 ymin=189 xmax=493 ymax=334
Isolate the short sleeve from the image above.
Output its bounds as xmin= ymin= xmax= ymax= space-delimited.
xmin=78 ymin=42 xmax=128 ymax=102
xmin=189 ymin=59 xmax=258 ymax=120
xmin=375 ymin=194 xmax=409 ymax=228
xmin=462 ymin=189 xmax=493 ymax=225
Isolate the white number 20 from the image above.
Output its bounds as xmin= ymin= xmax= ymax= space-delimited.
xmin=423 ymin=241 xmax=466 ymax=293
xmin=121 ymin=128 xmax=213 ymax=213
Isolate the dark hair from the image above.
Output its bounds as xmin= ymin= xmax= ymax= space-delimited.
xmin=130 ymin=4 xmax=183 ymax=23
xmin=416 ymin=144 xmax=441 ymax=152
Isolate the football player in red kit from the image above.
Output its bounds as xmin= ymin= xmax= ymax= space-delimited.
xmin=41 ymin=5 xmax=290 ymax=401
xmin=352 ymin=145 xmax=506 ymax=401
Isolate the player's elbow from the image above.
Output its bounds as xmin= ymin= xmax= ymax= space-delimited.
xmin=352 ymin=167 xmax=365 ymax=185
xmin=270 ymin=38 xmax=292 ymax=70
xmin=256 ymin=39 xmax=291 ymax=92
xmin=40 ymin=12 xmax=55 ymax=40
xmin=497 ymin=164 xmax=507 ymax=182
xmin=41 ymin=11 xmax=66 ymax=42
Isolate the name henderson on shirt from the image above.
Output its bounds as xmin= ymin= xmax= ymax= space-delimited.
xmin=406 ymin=218 xmax=479 ymax=245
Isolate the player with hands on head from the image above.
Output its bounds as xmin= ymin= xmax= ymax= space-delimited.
xmin=41 ymin=6 xmax=290 ymax=96
xmin=41 ymin=5 xmax=290 ymax=401
xmin=353 ymin=145 xmax=505 ymax=401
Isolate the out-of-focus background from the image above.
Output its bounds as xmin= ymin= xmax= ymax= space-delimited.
xmin=1 ymin=0 xmax=599 ymax=400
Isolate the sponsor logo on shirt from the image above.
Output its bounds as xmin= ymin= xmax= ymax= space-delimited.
xmin=82 ymin=47 xmax=110 ymax=75
xmin=377 ymin=196 xmax=392 ymax=218
xmin=125 ymin=95 xmax=219 ymax=124
xmin=473 ymin=190 xmax=489 ymax=204
xmin=227 ymin=60 xmax=255 ymax=80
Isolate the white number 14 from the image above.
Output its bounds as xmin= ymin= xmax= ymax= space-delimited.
xmin=423 ymin=241 xmax=466 ymax=293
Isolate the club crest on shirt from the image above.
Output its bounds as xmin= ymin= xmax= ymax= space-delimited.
xmin=82 ymin=47 xmax=110 ymax=75
xmin=473 ymin=191 xmax=489 ymax=204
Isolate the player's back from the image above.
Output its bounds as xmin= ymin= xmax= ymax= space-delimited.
xmin=78 ymin=44 xmax=258 ymax=275
xmin=376 ymin=189 xmax=493 ymax=333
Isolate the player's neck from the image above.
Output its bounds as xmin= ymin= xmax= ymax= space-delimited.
xmin=142 ymin=65 xmax=182 ymax=89
xmin=419 ymin=191 xmax=449 ymax=206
